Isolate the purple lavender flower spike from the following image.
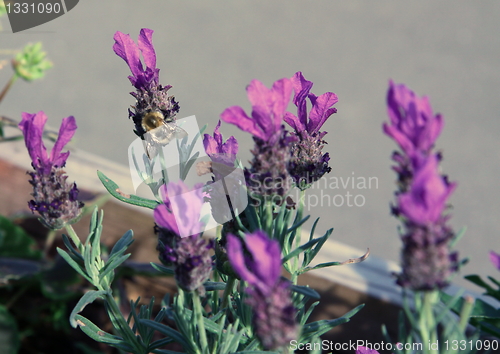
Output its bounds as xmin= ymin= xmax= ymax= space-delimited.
xmin=227 ymin=231 xmax=298 ymax=350
xmin=203 ymin=120 xmax=238 ymax=167
xmin=384 ymin=80 xmax=444 ymax=157
xmin=284 ymin=72 xmax=337 ymax=188
xmin=490 ymin=251 xmax=500 ymax=270
xmin=19 ymin=111 xmax=82 ymax=230
xmin=113 ymin=29 xmax=179 ymax=138
xmin=398 ymin=154 xmax=456 ymax=226
xmin=154 ymin=180 xmax=213 ymax=294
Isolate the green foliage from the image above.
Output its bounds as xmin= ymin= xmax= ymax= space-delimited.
xmin=0 ymin=305 xmax=20 ymax=354
xmin=0 ymin=215 xmax=42 ymax=260
xmin=13 ymin=42 xmax=52 ymax=81
xmin=460 ymin=274 xmax=500 ymax=338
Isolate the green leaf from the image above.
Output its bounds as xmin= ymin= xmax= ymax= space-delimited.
xmin=70 ymin=290 xmax=108 ymax=327
xmin=441 ymin=292 xmax=500 ymax=319
xmin=74 ymin=315 xmax=133 ymax=351
xmin=97 ymin=171 xmax=159 ymax=209
xmin=98 ymin=253 xmax=131 ymax=284
xmin=56 ymin=247 xmax=92 ymax=283
xmin=140 ymin=319 xmax=190 ymax=348
xmin=109 ymin=230 xmax=134 ymax=258
xmin=150 ymin=262 xmax=175 ymax=276
xmin=281 ymin=237 xmax=322 ymax=264
xmin=290 ymin=285 xmax=320 ymax=300
xmin=300 ymin=304 xmax=364 ymax=342
xmin=204 ymin=281 xmax=226 ymax=291
xmin=0 ymin=215 xmax=42 ymax=259
xmin=0 ymin=305 xmax=20 ymax=354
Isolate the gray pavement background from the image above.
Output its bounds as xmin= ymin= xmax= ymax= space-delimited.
xmin=1 ymin=1 xmax=499 ymax=291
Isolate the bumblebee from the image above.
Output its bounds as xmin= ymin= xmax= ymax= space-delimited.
xmin=141 ymin=110 xmax=187 ymax=159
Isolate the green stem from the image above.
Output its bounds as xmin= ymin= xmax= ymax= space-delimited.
xmin=291 ymin=189 xmax=306 ymax=284
xmin=421 ymin=290 xmax=438 ymax=354
xmin=458 ymin=295 xmax=475 ymax=333
xmin=221 ymin=276 xmax=235 ymax=312
xmin=192 ymin=291 xmax=208 ymax=353
xmin=43 ymin=229 xmax=57 ymax=258
xmin=264 ymin=200 xmax=273 ymax=235
xmin=158 ymin=144 xmax=169 ymax=186
xmin=0 ymin=74 xmax=18 ymax=105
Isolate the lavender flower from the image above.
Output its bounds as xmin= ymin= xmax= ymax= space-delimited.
xmin=227 ymin=230 xmax=297 ymax=350
xmin=113 ymin=28 xmax=179 ymax=138
xmin=203 ymin=120 xmax=238 ymax=168
xmin=221 ymin=78 xmax=294 ymax=202
xmin=154 ymin=181 xmax=213 ymax=293
xmin=284 ymin=72 xmax=337 ymax=188
xmin=384 ymin=82 xmax=458 ymax=290
xmin=19 ymin=111 xmax=83 ymax=230
xmin=202 ymin=121 xmax=245 ymax=223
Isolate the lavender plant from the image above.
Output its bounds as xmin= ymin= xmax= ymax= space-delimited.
xmin=382 ymin=81 xmax=479 ymax=354
xmin=47 ymin=28 xmax=368 ymax=354
xmin=9 ymin=25 xmax=492 ymax=354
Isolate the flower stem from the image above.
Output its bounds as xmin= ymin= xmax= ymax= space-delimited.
xmin=192 ymin=290 xmax=208 ymax=353
xmin=43 ymin=229 xmax=57 ymax=258
xmin=0 ymin=74 xmax=18 ymax=105
xmin=221 ymin=276 xmax=235 ymax=312
xmin=292 ymin=189 xmax=306 ymax=284
xmin=158 ymin=144 xmax=169 ymax=186
xmin=421 ymin=290 xmax=438 ymax=354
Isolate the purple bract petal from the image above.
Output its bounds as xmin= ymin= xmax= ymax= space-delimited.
xmin=398 ymin=154 xmax=456 ymax=225
xmin=154 ymin=181 xmax=206 ymax=238
xmin=203 ymin=120 xmax=238 ymax=166
xmin=490 ymin=251 xmax=500 ymax=270
xmin=113 ymin=28 xmax=159 ymax=89
xmin=384 ymin=80 xmax=444 ymax=156
xmin=284 ymin=72 xmax=338 ymax=136
xmin=221 ymin=78 xmax=292 ymax=142
xmin=19 ymin=111 xmax=76 ymax=174
xmin=50 ymin=116 xmax=77 ymax=167
xmin=227 ymin=230 xmax=281 ymax=293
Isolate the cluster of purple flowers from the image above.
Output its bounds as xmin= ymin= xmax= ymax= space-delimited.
xmin=219 ymin=71 xmax=337 ymax=202
xmin=19 ymin=111 xmax=83 ymax=230
xmin=384 ymin=81 xmax=458 ymax=290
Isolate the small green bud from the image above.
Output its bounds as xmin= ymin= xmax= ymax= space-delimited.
xmin=13 ymin=42 xmax=52 ymax=81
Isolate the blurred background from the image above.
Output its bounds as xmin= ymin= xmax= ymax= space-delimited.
xmin=1 ymin=1 xmax=499 ymax=291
